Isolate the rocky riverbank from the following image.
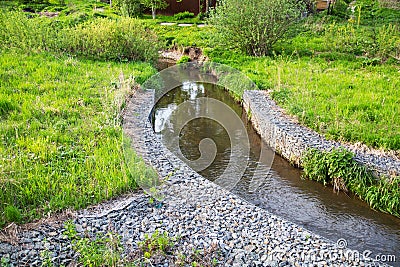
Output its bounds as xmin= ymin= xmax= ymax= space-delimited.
xmin=242 ymin=90 xmax=400 ymax=179
xmin=0 ymin=88 xmax=386 ymax=266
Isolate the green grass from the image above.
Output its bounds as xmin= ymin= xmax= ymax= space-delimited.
xmin=0 ymin=51 xmax=156 ymax=227
xmin=148 ymin=8 xmax=400 ymax=151
xmin=208 ymin=53 xmax=400 ymax=150
xmin=140 ymin=18 xmax=213 ymax=49
xmin=0 ymin=0 xmax=399 ymax=225
xmin=303 ymin=148 xmax=400 ymax=217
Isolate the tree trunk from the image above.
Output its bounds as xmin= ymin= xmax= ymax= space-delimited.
xmin=205 ymin=0 xmax=209 ymax=13
xmin=110 ymin=0 xmax=112 ymax=8
xmin=152 ymin=7 xmax=156 ymax=19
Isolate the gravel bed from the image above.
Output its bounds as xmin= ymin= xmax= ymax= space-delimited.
xmin=243 ymin=90 xmax=400 ymax=178
xmin=0 ymin=89 xmax=389 ymax=266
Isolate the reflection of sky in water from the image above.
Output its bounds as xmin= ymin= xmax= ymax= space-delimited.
xmin=154 ymin=82 xmax=205 ymax=133
xmin=154 ymin=103 xmax=177 ymax=133
xmin=181 ymin=81 xmax=205 ymax=100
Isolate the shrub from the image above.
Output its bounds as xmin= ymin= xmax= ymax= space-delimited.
xmin=113 ymin=0 xmax=143 ymax=17
xmin=0 ymin=11 xmax=58 ymax=52
xmin=174 ymin=11 xmax=195 ymax=20
xmin=61 ymin=17 xmax=159 ymax=62
xmin=208 ymin=0 xmax=305 ymax=56
xmin=331 ymin=0 xmax=351 ymax=18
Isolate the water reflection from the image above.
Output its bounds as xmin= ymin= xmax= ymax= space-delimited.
xmin=153 ymin=82 xmax=400 ymax=265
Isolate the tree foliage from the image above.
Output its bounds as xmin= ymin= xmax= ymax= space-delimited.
xmin=113 ymin=0 xmax=143 ymax=17
xmin=141 ymin=0 xmax=168 ymax=19
xmin=208 ymin=0 xmax=305 ymax=56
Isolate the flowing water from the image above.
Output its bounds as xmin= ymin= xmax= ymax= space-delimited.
xmin=152 ymin=81 xmax=400 ymax=264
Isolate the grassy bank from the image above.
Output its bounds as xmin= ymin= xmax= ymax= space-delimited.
xmin=147 ymin=9 xmax=400 ymax=151
xmin=303 ymin=148 xmax=400 ymax=217
xmin=210 ymin=54 xmax=400 ymax=150
xmin=0 ymin=51 xmax=156 ymax=227
xmin=0 ymin=0 xmax=162 ymax=227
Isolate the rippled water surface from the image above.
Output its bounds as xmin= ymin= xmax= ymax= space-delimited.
xmin=153 ymin=82 xmax=400 ymax=265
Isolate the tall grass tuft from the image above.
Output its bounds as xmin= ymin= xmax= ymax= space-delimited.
xmin=303 ymin=148 xmax=400 ymax=217
xmin=0 ymin=11 xmax=160 ymax=62
xmin=61 ymin=17 xmax=160 ymax=62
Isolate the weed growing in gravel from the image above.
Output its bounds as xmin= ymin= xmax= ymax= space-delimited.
xmin=0 ymin=257 xmax=10 ymax=267
xmin=63 ymin=222 xmax=222 ymax=267
xmin=64 ymin=220 xmax=124 ymax=266
xmin=40 ymin=239 xmax=55 ymax=267
xmin=175 ymin=244 xmax=221 ymax=267
xmin=137 ymin=230 xmax=175 ymax=259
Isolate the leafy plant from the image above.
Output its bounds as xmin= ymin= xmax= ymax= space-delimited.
xmin=64 ymin=220 xmax=123 ymax=267
xmin=0 ymin=256 xmax=10 ymax=267
xmin=137 ymin=230 xmax=175 ymax=256
xmin=40 ymin=239 xmax=54 ymax=267
xmin=208 ymin=0 xmax=305 ymax=56
xmin=174 ymin=11 xmax=195 ymax=20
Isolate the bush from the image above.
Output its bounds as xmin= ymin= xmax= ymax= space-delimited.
xmin=0 ymin=11 xmax=58 ymax=52
xmin=61 ymin=17 xmax=159 ymax=62
xmin=208 ymin=0 xmax=305 ymax=56
xmin=174 ymin=11 xmax=195 ymax=20
xmin=113 ymin=0 xmax=143 ymax=17
xmin=331 ymin=0 xmax=350 ymax=18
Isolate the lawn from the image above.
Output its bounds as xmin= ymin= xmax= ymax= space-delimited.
xmin=0 ymin=51 xmax=156 ymax=227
